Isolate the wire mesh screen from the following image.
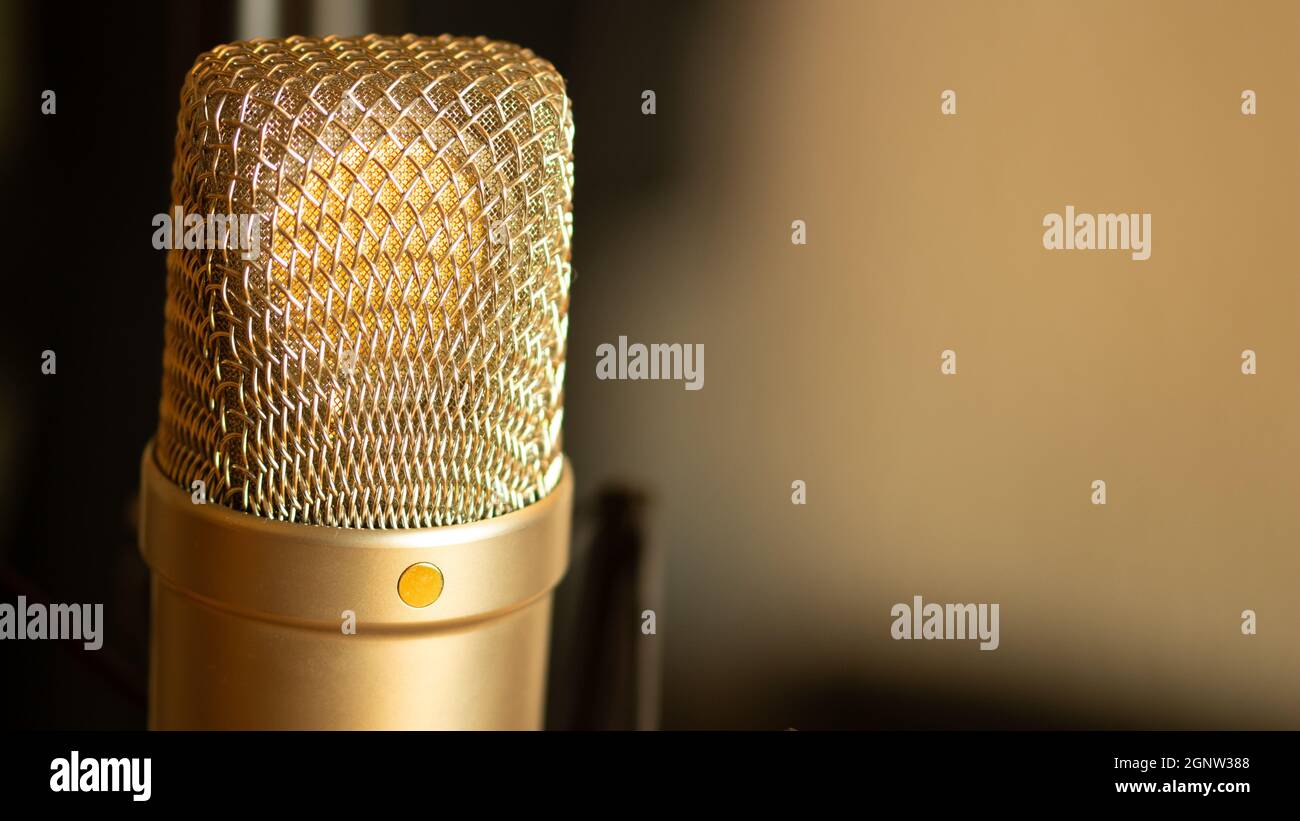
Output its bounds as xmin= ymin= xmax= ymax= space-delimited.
xmin=155 ymin=34 xmax=574 ymax=528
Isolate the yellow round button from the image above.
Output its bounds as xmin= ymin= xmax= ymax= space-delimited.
xmin=397 ymin=562 xmax=444 ymax=608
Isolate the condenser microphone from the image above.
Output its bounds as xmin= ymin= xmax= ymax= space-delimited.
xmin=138 ymin=34 xmax=575 ymax=729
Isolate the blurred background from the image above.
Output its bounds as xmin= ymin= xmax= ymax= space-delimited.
xmin=1 ymin=0 xmax=1297 ymax=729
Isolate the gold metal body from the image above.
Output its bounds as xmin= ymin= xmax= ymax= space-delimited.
xmin=139 ymin=443 xmax=571 ymax=729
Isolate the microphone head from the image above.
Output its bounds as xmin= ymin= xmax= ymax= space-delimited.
xmin=154 ymin=34 xmax=574 ymax=528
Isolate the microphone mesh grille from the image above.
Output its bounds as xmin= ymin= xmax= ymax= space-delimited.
xmin=154 ymin=34 xmax=574 ymax=529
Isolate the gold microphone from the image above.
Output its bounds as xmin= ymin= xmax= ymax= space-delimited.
xmin=138 ymin=34 xmax=575 ymax=729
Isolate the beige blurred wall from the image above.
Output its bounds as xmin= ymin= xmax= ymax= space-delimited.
xmin=566 ymin=0 xmax=1300 ymax=727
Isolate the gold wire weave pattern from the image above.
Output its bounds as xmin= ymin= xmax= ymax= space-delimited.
xmin=155 ymin=34 xmax=574 ymax=529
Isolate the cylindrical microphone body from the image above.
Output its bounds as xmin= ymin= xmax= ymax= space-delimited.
xmin=140 ymin=35 xmax=575 ymax=729
xmin=140 ymin=447 xmax=571 ymax=729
